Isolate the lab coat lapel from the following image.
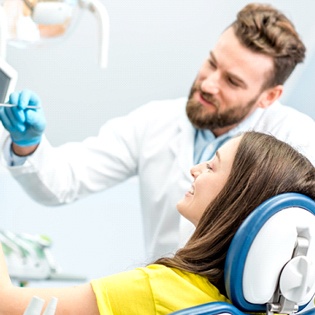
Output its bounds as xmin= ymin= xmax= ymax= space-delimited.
xmin=169 ymin=115 xmax=195 ymax=182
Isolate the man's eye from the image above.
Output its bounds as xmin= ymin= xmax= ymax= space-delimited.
xmin=228 ymin=77 xmax=239 ymax=87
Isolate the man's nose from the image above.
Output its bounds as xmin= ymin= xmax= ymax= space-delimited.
xmin=201 ymin=72 xmax=220 ymax=94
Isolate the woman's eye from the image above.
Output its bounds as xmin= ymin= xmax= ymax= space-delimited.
xmin=208 ymin=60 xmax=216 ymax=69
xmin=206 ymin=163 xmax=213 ymax=171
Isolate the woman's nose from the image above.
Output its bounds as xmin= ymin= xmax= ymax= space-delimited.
xmin=190 ymin=165 xmax=202 ymax=179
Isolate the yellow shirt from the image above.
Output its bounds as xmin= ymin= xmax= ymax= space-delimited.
xmin=91 ymin=264 xmax=230 ymax=315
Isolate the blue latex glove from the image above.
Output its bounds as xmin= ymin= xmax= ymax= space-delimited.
xmin=0 ymin=89 xmax=46 ymax=147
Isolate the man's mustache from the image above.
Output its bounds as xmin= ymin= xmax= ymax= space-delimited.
xmin=199 ymin=89 xmax=220 ymax=109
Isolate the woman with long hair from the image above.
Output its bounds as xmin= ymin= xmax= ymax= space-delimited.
xmin=0 ymin=131 xmax=314 ymax=315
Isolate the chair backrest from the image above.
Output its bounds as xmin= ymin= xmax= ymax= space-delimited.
xmin=171 ymin=193 xmax=315 ymax=315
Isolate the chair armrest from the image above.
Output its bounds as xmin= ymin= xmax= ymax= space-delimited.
xmin=169 ymin=301 xmax=247 ymax=315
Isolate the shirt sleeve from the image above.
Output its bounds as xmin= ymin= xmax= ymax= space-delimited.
xmin=2 ymin=137 xmax=27 ymax=166
xmin=90 ymin=265 xmax=230 ymax=315
xmin=90 ymin=268 xmax=156 ymax=315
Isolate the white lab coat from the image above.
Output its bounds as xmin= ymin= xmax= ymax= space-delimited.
xmin=2 ymin=97 xmax=315 ymax=259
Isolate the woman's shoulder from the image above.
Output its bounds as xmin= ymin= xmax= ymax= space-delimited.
xmin=142 ymin=264 xmax=229 ymax=301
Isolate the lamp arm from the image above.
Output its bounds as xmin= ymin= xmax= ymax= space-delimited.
xmin=23 ymin=0 xmax=34 ymax=11
xmin=0 ymin=5 xmax=7 ymax=59
xmin=79 ymin=0 xmax=109 ymax=68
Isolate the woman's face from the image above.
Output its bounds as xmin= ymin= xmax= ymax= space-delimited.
xmin=177 ymin=136 xmax=241 ymax=226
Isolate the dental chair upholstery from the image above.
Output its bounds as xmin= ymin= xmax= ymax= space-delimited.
xmin=171 ymin=193 xmax=315 ymax=315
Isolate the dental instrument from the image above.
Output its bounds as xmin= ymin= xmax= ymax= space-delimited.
xmin=23 ymin=296 xmax=44 ymax=315
xmin=43 ymin=297 xmax=58 ymax=315
xmin=23 ymin=296 xmax=58 ymax=315
xmin=0 ymin=103 xmax=41 ymax=109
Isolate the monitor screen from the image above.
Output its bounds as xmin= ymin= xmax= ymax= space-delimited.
xmin=0 ymin=58 xmax=18 ymax=103
xmin=0 ymin=69 xmax=11 ymax=103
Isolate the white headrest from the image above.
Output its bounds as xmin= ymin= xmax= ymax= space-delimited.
xmin=243 ymin=207 xmax=315 ymax=305
xmin=224 ymin=193 xmax=315 ymax=313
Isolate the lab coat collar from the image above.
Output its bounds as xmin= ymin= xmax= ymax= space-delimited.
xmin=167 ymin=101 xmax=278 ymax=182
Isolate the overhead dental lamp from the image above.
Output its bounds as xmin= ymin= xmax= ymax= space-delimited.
xmin=0 ymin=0 xmax=110 ymax=68
xmin=0 ymin=1 xmax=110 ymax=280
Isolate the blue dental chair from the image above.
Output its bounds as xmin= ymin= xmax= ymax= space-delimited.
xmin=171 ymin=193 xmax=315 ymax=315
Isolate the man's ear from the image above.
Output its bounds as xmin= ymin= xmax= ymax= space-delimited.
xmin=258 ymin=85 xmax=283 ymax=109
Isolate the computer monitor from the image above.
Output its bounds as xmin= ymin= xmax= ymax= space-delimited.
xmin=0 ymin=58 xmax=18 ymax=103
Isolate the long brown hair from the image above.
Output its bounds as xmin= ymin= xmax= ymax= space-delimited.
xmin=155 ymin=132 xmax=315 ymax=294
xmin=231 ymin=3 xmax=306 ymax=88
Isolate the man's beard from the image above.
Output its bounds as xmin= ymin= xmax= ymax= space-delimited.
xmin=186 ymin=82 xmax=259 ymax=131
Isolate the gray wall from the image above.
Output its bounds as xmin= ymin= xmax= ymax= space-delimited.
xmin=1 ymin=0 xmax=315 ymax=284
